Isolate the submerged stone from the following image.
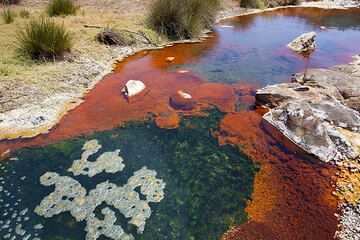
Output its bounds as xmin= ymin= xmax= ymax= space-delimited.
xmin=33 ymin=223 xmax=43 ymax=230
xmin=169 ymin=90 xmax=195 ymax=110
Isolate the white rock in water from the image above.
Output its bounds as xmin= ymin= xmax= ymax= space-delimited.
xmin=122 ymin=80 xmax=145 ymax=97
xmin=166 ymin=57 xmax=175 ymax=62
xmin=287 ymin=31 xmax=317 ymax=52
xmin=178 ymin=90 xmax=192 ymax=99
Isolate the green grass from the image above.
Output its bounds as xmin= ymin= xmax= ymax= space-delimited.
xmin=2 ymin=9 xmax=15 ymax=24
xmin=16 ymin=18 xmax=73 ymax=60
xmin=147 ymin=0 xmax=220 ymax=40
xmin=19 ymin=9 xmax=30 ymax=18
xmin=47 ymin=0 xmax=78 ymax=17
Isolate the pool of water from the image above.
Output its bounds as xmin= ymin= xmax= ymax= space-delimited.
xmin=1 ymin=7 xmax=360 ymax=240
xmin=0 ymin=110 xmax=257 ymax=240
xmin=171 ymin=7 xmax=360 ymax=85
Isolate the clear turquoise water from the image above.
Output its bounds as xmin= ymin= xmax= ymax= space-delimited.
xmin=0 ymin=110 xmax=257 ymax=240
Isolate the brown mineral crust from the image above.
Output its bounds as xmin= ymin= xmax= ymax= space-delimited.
xmin=155 ymin=111 xmax=180 ymax=129
xmin=219 ymin=111 xmax=340 ymax=240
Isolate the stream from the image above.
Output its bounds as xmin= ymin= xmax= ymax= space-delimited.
xmin=1 ymin=7 xmax=360 ymax=240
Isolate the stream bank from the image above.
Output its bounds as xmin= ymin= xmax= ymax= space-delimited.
xmin=256 ymin=56 xmax=360 ymax=239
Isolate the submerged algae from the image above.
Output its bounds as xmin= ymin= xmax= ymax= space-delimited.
xmin=1 ymin=109 xmax=257 ymax=240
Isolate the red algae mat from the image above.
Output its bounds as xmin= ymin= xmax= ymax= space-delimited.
xmin=219 ymin=111 xmax=339 ymax=239
xmin=2 ymin=7 xmax=358 ymax=238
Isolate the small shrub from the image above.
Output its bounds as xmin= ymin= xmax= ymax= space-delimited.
xmin=285 ymin=0 xmax=300 ymax=5
xmin=16 ymin=18 xmax=73 ymax=60
xmin=241 ymin=0 xmax=301 ymax=8
xmin=257 ymin=0 xmax=267 ymax=9
xmin=147 ymin=0 xmax=220 ymax=40
xmin=19 ymin=9 xmax=30 ymax=18
xmin=0 ymin=0 xmax=21 ymax=5
xmin=2 ymin=9 xmax=15 ymax=23
xmin=239 ymin=0 xmax=258 ymax=8
xmin=47 ymin=0 xmax=78 ymax=17
xmin=97 ymin=28 xmax=131 ymax=46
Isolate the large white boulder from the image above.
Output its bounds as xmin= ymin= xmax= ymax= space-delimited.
xmin=122 ymin=80 xmax=145 ymax=97
xmin=287 ymin=31 xmax=317 ymax=52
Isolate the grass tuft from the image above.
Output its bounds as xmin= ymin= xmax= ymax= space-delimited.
xmin=16 ymin=18 xmax=73 ymax=60
xmin=47 ymin=0 xmax=78 ymax=17
xmin=19 ymin=9 xmax=30 ymax=18
xmin=2 ymin=9 xmax=15 ymax=24
xmin=147 ymin=0 xmax=220 ymax=40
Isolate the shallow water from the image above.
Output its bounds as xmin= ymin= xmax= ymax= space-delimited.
xmin=172 ymin=7 xmax=360 ymax=85
xmin=1 ymin=7 xmax=360 ymax=240
xmin=0 ymin=110 xmax=257 ymax=240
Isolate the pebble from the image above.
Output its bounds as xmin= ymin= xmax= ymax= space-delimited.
xmin=22 ymin=234 xmax=31 ymax=240
xmin=20 ymin=208 xmax=28 ymax=216
xmin=15 ymin=224 xmax=26 ymax=236
xmin=33 ymin=223 xmax=43 ymax=230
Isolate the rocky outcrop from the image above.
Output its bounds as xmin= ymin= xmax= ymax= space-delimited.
xmin=256 ymin=56 xmax=360 ymax=240
xmin=256 ymin=57 xmax=360 ymax=167
xmin=287 ymin=32 xmax=317 ymax=52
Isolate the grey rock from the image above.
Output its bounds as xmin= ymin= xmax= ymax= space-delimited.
xmin=287 ymin=32 xmax=317 ymax=52
xmin=256 ymin=57 xmax=360 ymax=240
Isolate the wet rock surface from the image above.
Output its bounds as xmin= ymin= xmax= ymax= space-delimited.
xmin=122 ymin=80 xmax=146 ymax=97
xmin=256 ymin=56 xmax=360 ymax=239
xmin=256 ymin=57 xmax=360 ymax=166
xmin=287 ymin=31 xmax=317 ymax=52
xmin=169 ymin=90 xmax=195 ymax=110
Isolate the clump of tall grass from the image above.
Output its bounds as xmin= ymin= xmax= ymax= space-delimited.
xmin=16 ymin=18 xmax=73 ymax=60
xmin=0 ymin=0 xmax=21 ymax=4
xmin=147 ymin=0 xmax=220 ymax=40
xmin=2 ymin=9 xmax=15 ymax=23
xmin=19 ymin=9 xmax=30 ymax=18
xmin=47 ymin=0 xmax=78 ymax=17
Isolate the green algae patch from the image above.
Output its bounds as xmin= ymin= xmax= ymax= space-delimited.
xmin=0 ymin=109 xmax=257 ymax=240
